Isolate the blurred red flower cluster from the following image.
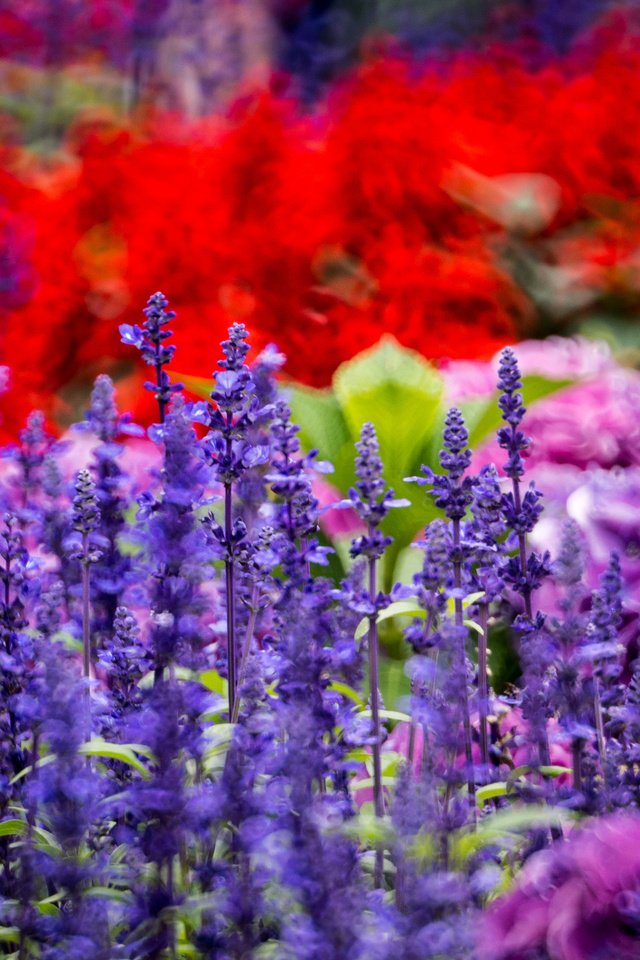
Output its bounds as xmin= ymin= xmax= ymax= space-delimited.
xmin=3 ymin=10 xmax=640 ymax=436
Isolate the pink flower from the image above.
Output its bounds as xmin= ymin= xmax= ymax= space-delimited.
xmin=477 ymin=814 xmax=640 ymax=960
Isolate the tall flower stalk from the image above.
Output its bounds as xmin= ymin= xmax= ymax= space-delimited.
xmin=70 ymin=469 xmax=101 ymax=681
xmin=349 ymin=422 xmax=407 ymax=883
xmin=497 ymin=349 xmax=552 ymax=768
xmin=470 ymin=464 xmax=506 ymax=770
xmin=409 ymin=408 xmax=477 ymax=817
xmin=200 ymin=323 xmax=268 ymax=718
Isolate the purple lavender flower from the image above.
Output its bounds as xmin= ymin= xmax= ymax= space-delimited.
xmin=136 ymin=396 xmax=214 ymax=677
xmin=407 ymin=408 xmax=477 ymax=814
xmin=199 ymin=323 xmax=271 ymax=716
xmin=98 ymin=605 xmax=150 ymax=731
xmin=120 ymin=291 xmax=182 ymax=423
xmin=0 ymin=410 xmax=56 ymax=521
xmin=68 ymin=469 xmax=103 ymax=679
xmin=76 ymin=374 xmax=141 ymax=638
xmin=404 ymin=519 xmax=451 ymax=655
xmin=267 ymin=398 xmax=324 ymax=558
xmin=349 ymin=422 xmax=407 ymax=884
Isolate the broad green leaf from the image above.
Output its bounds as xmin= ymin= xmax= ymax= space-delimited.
xmin=392 ymin=544 xmax=425 ymax=587
xmin=36 ymin=900 xmax=62 ymax=917
xmin=333 ymin=336 xmax=444 ymax=474
xmin=0 ymin=927 xmax=19 ymax=944
xmin=445 ymin=591 xmax=486 ymax=617
xmin=344 ymin=748 xmax=370 ymax=765
xmin=381 ymin=751 xmax=408 ymax=775
xmin=333 ymin=337 xmax=445 ymax=573
xmin=463 ymin=591 xmax=487 ymax=607
xmin=51 ymin=629 xmax=82 ymax=654
xmin=452 ymin=805 xmax=574 ymax=862
xmin=287 ymin=384 xmax=351 ymax=477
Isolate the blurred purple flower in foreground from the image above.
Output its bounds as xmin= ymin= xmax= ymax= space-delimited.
xmin=477 ymin=813 xmax=640 ymax=960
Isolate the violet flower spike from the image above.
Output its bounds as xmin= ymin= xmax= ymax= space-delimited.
xmin=349 ymin=422 xmax=398 ymax=886
xmin=120 ymin=291 xmax=182 ymax=424
xmin=470 ymin=463 xmax=506 ymax=770
xmin=71 ymin=468 xmax=102 ymax=681
xmin=203 ymin=323 xmax=259 ymax=717
xmin=497 ymin=348 xmax=554 ymax=773
xmin=409 ymin=408 xmax=477 ymax=818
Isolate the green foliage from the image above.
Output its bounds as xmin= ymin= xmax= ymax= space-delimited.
xmin=79 ymin=739 xmax=155 ymax=777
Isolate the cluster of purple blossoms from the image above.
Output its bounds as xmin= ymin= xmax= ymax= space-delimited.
xmin=0 ymin=292 xmax=639 ymax=960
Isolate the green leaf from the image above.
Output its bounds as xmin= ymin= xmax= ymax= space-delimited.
xmin=378 ymin=657 xmax=411 ymax=712
xmin=203 ymin=723 xmax=235 ymax=748
xmin=463 ymin=591 xmax=486 ymax=607
xmin=327 ymin=681 xmax=365 ymax=707
xmin=445 ymin=591 xmax=486 ymax=617
xmin=355 ymin=599 xmax=424 ymax=641
xmin=360 ymin=709 xmax=412 ymax=724
xmin=340 ymin=812 xmax=395 ymax=846
xmin=0 ymin=927 xmax=19 ymax=944
xmin=333 ymin=336 xmax=443 ymax=470
xmin=51 ymin=629 xmax=82 ymax=654
xmin=344 ymin=748 xmax=370 ymax=765
xmin=508 ymin=764 xmax=571 ymax=782
xmin=477 ymin=805 xmax=573 ymax=837
xmin=334 ymin=337 xmax=444 ymax=564
xmin=85 ymin=886 xmax=133 ymax=904
xmin=0 ymin=819 xmax=27 ymax=838
xmin=476 ymin=782 xmax=509 ymax=805
xmin=78 ymin=740 xmax=152 ymax=778
xmin=198 ymin=670 xmax=228 ymax=696
xmin=287 ymin=384 xmax=352 ymax=480
xmin=173 ymin=372 xmax=211 ymax=400
xmin=381 ymin=751 xmax=408 ymax=775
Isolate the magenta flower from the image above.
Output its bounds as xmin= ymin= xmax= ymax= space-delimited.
xmin=477 ymin=814 xmax=640 ymax=960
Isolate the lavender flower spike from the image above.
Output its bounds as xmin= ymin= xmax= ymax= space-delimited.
xmin=202 ymin=323 xmax=266 ymax=717
xmin=71 ymin=468 xmax=102 ymax=679
xmin=350 ymin=421 xmax=407 ymax=885
xmin=119 ymin=291 xmax=182 ymax=424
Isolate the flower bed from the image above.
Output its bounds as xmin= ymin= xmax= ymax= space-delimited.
xmin=1 ymin=293 xmax=639 ymax=958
